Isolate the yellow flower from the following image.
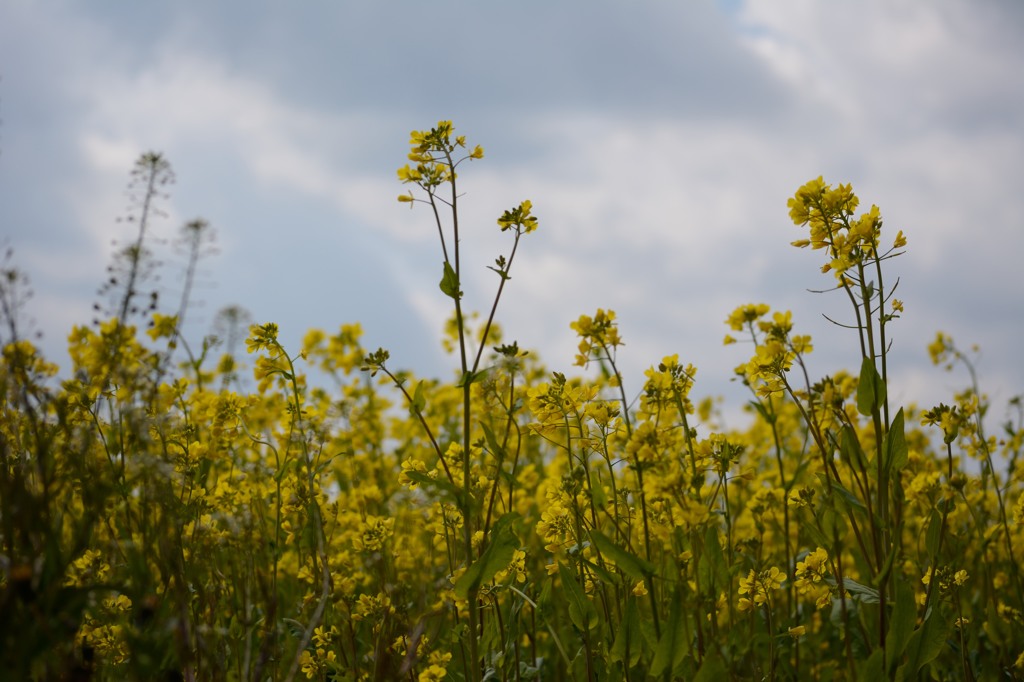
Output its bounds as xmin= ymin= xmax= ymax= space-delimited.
xmin=927 ymin=332 xmax=952 ymax=366
xmin=496 ymin=200 xmax=538 ymax=234
xmin=103 ymin=594 xmax=133 ymax=612
xmin=353 ymin=516 xmax=395 ymax=552
xmin=419 ymin=664 xmax=449 ymax=682
xmin=498 ymin=549 xmax=528 ymax=585
xmin=725 ymin=303 xmax=770 ymax=332
xmin=738 ymin=566 xmax=786 ymax=611
xmin=313 ymin=625 xmax=338 ymax=648
xmin=299 ymin=650 xmax=317 ymax=679
xmin=147 ymin=312 xmax=178 ymax=341
xmin=795 ymin=547 xmax=829 ymax=590
xmin=397 ymin=164 xmax=422 ymax=183
xmin=245 ymin=322 xmax=279 ymax=353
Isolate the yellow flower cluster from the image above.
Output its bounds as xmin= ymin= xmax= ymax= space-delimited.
xmin=3 ymin=142 xmax=1021 ymax=682
xmin=738 ymin=566 xmax=787 ymax=611
xmin=788 ymin=176 xmax=903 ymax=279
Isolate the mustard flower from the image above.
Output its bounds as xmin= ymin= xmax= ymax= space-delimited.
xmin=795 ymin=548 xmax=828 ymax=586
xmin=788 ymin=486 xmax=816 ymax=510
xmin=313 ymin=625 xmax=338 ymax=648
xmin=921 ymin=403 xmax=962 ymax=444
xmin=497 ymin=200 xmax=539 ymax=234
xmin=726 ymin=303 xmax=771 ymax=332
xmin=642 ymin=354 xmax=697 ymax=413
xmin=419 ymin=664 xmax=449 ymax=682
xmin=300 ymin=649 xmax=337 ymax=679
xmin=927 ymin=332 xmax=953 ymax=367
xmin=571 ymin=309 xmax=623 ymax=367
xmin=103 ymin=594 xmax=133 ymax=613
xmin=146 ymin=312 xmax=178 ymax=340
xmin=625 ymin=419 xmax=665 ymax=468
xmin=353 ymin=516 xmax=395 ymax=552
xmin=352 ymin=593 xmax=395 ymax=625
xmin=498 ymin=549 xmax=528 ymax=584
xmin=246 ymin=322 xmax=279 ymax=353
xmin=738 ymin=566 xmax=786 ymax=611
xmin=787 ymin=177 xmax=890 ymax=279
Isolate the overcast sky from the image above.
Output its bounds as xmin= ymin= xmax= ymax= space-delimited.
xmin=2 ymin=1 xmax=1023 ymax=427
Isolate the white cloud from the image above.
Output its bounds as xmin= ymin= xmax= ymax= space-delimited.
xmin=735 ymin=1 xmax=1024 ymax=132
xmin=375 ymin=96 xmax=1024 ymax=415
xmin=5 ymin=0 xmax=1022 ymax=428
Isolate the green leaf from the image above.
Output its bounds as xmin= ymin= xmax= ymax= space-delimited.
xmin=702 ymin=525 xmax=729 ymax=594
xmin=983 ymin=600 xmax=1004 ymax=646
xmin=873 ymin=543 xmax=897 ymax=589
xmin=480 ymin=421 xmax=507 ymax=464
xmin=409 ymin=380 xmax=426 ymax=416
xmin=589 ymin=473 xmax=608 ymax=510
xmin=827 ymin=477 xmax=868 ymax=513
xmin=589 ymin=529 xmax=656 ymax=582
xmin=455 ymin=367 xmax=490 ymax=388
xmin=486 ymin=264 xmax=511 ymax=281
xmin=898 ymin=608 xmax=951 ymax=678
xmin=693 ymin=653 xmax=727 ymax=682
xmin=454 ymin=513 xmax=519 ymax=600
xmin=557 ymin=562 xmax=597 ymax=633
xmin=651 ymin=586 xmax=685 ymax=677
xmin=856 ymin=357 xmax=886 ymax=416
xmin=859 ymin=649 xmax=885 ymax=682
xmin=884 ymin=407 xmax=908 ymax=473
xmin=439 ymin=261 xmax=461 ymax=299
xmin=838 ymin=576 xmax=880 ymax=604
xmin=924 ymin=509 xmax=942 ymax=559
xmin=402 ymin=470 xmax=464 ymax=506
xmin=697 ymin=549 xmax=713 ymax=602
xmin=610 ymin=597 xmax=643 ymax=667
xmin=580 ymin=556 xmax=618 ymax=587
xmin=885 ymin=580 xmax=917 ymax=675
xmin=819 ymin=506 xmax=848 ymax=547
xmin=282 ymin=618 xmax=305 ymax=638
xmin=804 ymin=519 xmax=831 ymax=551
xmin=840 ymin=425 xmax=867 ymax=469
xmin=748 ymin=399 xmax=776 ymax=425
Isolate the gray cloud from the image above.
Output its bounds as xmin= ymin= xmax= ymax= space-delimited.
xmin=1 ymin=0 xmax=1021 ymax=425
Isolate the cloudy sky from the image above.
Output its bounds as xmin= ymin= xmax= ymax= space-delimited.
xmin=2 ymin=1 xmax=1022 ymax=426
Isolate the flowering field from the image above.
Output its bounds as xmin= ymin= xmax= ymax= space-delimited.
xmin=2 ymin=122 xmax=1022 ymax=681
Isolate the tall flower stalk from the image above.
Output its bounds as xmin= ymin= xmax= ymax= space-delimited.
xmin=366 ymin=121 xmax=537 ymax=681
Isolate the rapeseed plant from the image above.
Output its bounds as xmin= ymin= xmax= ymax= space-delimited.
xmin=0 ymin=124 xmax=1021 ymax=681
